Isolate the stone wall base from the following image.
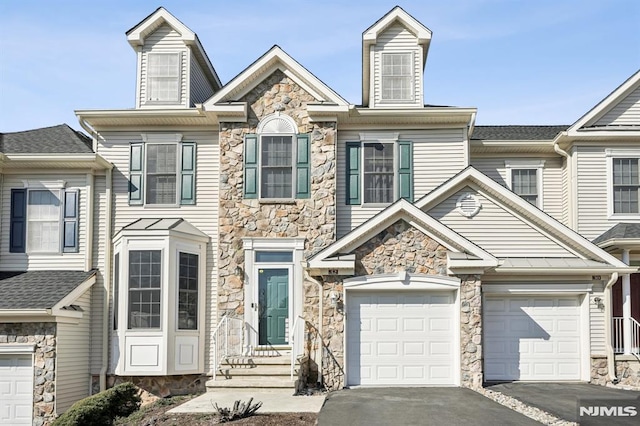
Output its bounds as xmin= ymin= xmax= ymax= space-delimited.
xmin=92 ymin=374 xmax=206 ymax=402
xmin=591 ymin=355 xmax=640 ymax=390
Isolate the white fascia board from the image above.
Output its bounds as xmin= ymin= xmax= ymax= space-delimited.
xmin=416 ymin=167 xmax=630 ymax=268
xmin=0 ymin=344 xmax=36 ymax=354
xmin=127 ymin=8 xmax=195 ymax=47
xmin=344 ymin=271 xmax=459 ymax=291
xmin=4 ymin=154 xmax=112 ymax=170
xmin=491 ymin=266 xmax=638 ymax=275
xmin=307 ymin=259 xmax=355 ymax=270
xmin=53 ymin=275 xmax=96 ymax=312
xmin=597 ymin=239 xmax=640 ymax=250
xmin=568 ymin=70 xmax=640 ymax=131
xmin=363 ymin=7 xmax=432 ymax=46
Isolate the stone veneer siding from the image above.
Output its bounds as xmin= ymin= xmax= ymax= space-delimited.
xmin=0 ymin=322 xmax=57 ymax=426
xmin=302 ymin=221 xmax=484 ymax=389
xmin=218 ymin=69 xmax=336 ymax=316
xmin=591 ymin=356 xmax=640 ymax=389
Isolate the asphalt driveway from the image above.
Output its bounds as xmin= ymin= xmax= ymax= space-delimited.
xmin=486 ymin=382 xmax=640 ymax=425
xmin=317 ymin=387 xmax=540 ymax=426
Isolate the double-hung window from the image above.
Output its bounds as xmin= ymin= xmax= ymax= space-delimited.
xmin=505 ymin=160 xmax=544 ymax=208
xmin=147 ymin=53 xmax=181 ymax=103
xmin=612 ymin=157 xmax=639 ymax=214
xmin=128 ymin=250 xmax=162 ymax=329
xmin=261 ymin=135 xmax=294 ymax=199
xmin=10 ymin=185 xmax=79 ymax=253
xmin=129 ymin=138 xmax=196 ymax=206
xmin=381 ymin=53 xmax=413 ymax=102
xmin=346 ymin=139 xmax=413 ymax=205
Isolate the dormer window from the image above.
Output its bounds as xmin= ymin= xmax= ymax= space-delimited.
xmin=381 ymin=53 xmax=413 ymax=102
xmin=147 ymin=53 xmax=181 ymax=103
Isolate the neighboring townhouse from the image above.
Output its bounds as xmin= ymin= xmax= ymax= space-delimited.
xmin=0 ymin=125 xmax=111 ymax=425
xmin=1 ymin=5 xmax=639 ymax=425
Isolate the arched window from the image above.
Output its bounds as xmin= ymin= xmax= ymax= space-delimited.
xmin=243 ymin=113 xmax=310 ymax=200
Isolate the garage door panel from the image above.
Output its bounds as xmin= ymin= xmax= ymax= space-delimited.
xmin=484 ymin=295 xmax=582 ymax=381
xmin=347 ymin=290 xmax=456 ymax=386
xmin=0 ymin=354 xmax=33 ymax=425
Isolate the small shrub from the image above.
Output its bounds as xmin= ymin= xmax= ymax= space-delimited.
xmin=214 ymin=398 xmax=263 ymax=423
xmin=53 ymin=382 xmax=141 ymax=426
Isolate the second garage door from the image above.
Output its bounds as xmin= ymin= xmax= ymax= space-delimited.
xmin=346 ymin=291 xmax=456 ymax=386
xmin=0 ymin=354 xmax=33 ymax=425
xmin=484 ymin=295 xmax=582 ymax=381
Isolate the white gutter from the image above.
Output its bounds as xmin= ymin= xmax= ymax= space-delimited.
xmin=604 ymin=273 xmax=620 ymax=383
xmin=303 ymin=268 xmax=323 ymax=386
xmin=553 ymin=135 xmax=574 ymax=229
xmin=99 ymin=165 xmax=113 ymax=391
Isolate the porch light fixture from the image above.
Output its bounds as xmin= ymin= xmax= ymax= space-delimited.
xmin=329 ymin=291 xmax=339 ymax=308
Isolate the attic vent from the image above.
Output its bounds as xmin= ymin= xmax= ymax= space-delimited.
xmin=456 ymin=193 xmax=481 ymax=218
xmin=257 ymin=113 xmax=298 ymax=134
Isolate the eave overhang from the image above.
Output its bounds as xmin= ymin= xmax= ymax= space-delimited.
xmin=471 ymin=140 xmax=557 ymax=155
xmin=0 ymin=153 xmax=112 ymax=171
xmin=75 ymin=108 xmax=218 ymax=131
xmin=308 ymin=106 xmax=477 ymax=127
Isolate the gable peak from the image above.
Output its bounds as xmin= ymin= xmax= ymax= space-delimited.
xmin=126 ymin=7 xmax=196 ymax=47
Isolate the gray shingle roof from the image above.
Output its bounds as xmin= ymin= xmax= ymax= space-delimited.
xmin=0 ymin=124 xmax=93 ymax=154
xmin=471 ymin=125 xmax=568 ymax=141
xmin=593 ymin=223 xmax=640 ymax=245
xmin=0 ymin=270 xmax=96 ymax=310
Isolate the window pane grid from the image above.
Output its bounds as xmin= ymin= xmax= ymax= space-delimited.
xmin=128 ymin=250 xmax=162 ymax=329
xmin=613 ymin=158 xmax=640 ymax=213
xmin=381 ymin=53 xmax=412 ymax=101
xmin=363 ymin=143 xmax=394 ymax=203
xmin=178 ymin=252 xmax=198 ymax=330
xmin=512 ymin=169 xmax=538 ymax=206
xmin=148 ymin=53 xmax=180 ymax=102
xmin=27 ymin=190 xmax=61 ymax=252
xmin=146 ymin=144 xmax=177 ymax=204
xmin=261 ymin=136 xmax=293 ymax=198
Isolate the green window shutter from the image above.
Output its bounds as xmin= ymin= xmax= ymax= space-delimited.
xmin=63 ymin=190 xmax=79 ymax=253
xmin=346 ymin=142 xmax=361 ymax=205
xmin=180 ymin=142 xmax=196 ymax=204
xmin=10 ymin=188 xmax=27 ymax=253
xmin=295 ymin=134 xmax=310 ymax=198
xmin=129 ymin=143 xmax=144 ymax=205
xmin=244 ymin=134 xmax=258 ymax=198
xmin=398 ymin=140 xmax=413 ymax=202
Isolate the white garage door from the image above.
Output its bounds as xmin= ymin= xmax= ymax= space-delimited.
xmin=346 ymin=291 xmax=456 ymax=386
xmin=484 ymin=296 xmax=582 ymax=381
xmin=0 ymin=354 xmax=33 ymax=425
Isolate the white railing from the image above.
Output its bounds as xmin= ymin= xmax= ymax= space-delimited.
xmin=212 ymin=313 xmax=244 ymax=380
xmin=631 ymin=317 xmax=640 ymax=357
xmin=613 ymin=317 xmax=624 ymax=354
xmin=612 ymin=316 xmax=640 ymax=357
xmin=290 ymin=315 xmax=305 ymax=380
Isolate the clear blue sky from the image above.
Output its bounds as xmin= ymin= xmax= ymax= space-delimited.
xmin=1 ymin=0 xmax=639 ymax=132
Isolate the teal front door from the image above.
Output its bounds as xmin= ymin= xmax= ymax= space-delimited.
xmin=258 ymin=268 xmax=289 ymax=345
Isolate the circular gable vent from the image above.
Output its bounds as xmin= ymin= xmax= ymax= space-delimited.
xmin=456 ymin=193 xmax=481 ymax=217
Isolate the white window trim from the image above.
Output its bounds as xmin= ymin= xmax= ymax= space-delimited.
xmin=359 ymin=132 xmax=400 ymax=207
xmin=22 ymin=185 xmax=67 ymax=254
xmin=379 ymin=51 xmax=415 ymax=103
xmin=140 ymin=133 xmax=184 ymax=207
xmin=242 ymin=238 xmax=305 ymax=353
xmin=0 ymin=344 xmax=35 ymax=354
xmin=505 ymin=160 xmax=545 ymax=209
xmin=605 ymin=149 xmax=640 ymax=219
xmin=257 ymin=114 xmax=300 ymax=202
xmin=126 ymin=246 xmax=164 ymax=331
xmin=145 ymin=51 xmax=182 ymax=105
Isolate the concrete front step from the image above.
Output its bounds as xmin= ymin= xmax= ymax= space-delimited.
xmin=222 ymin=355 xmax=292 ymax=366
xmin=218 ymin=364 xmax=293 ymax=376
xmin=206 ymin=375 xmax=296 ymax=389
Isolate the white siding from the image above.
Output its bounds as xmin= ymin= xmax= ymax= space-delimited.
xmin=595 ymin=85 xmax=640 ymax=126
xmin=96 ymin=131 xmax=219 ymax=373
xmin=336 ymin=128 xmax=467 ymax=237
xmin=575 ymin=146 xmax=611 ymax=240
xmin=590 ymin=282 xmax=606 ymax=355
xmin=471 ymin=156 xmax=565 ymax=222
xmin=190 ymin=50 xmax=215 ymax=106
xmin=371 ymin=23 xmax=422 ymax=108
xmin=56 ymin=290 xmax=92 ymax=413
xmin=428 ymin=187 xmax=573 ymax=257
xmin=0 ymin=173 xmax=89 ymax=271
xmin=139 ymin=24 xmax=188 ymax=108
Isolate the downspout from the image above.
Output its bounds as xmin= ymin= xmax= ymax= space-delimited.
xmin=604 ymin=272 xmax=620 ymax=384
xmin=85 ymin=173 xmax=94 ymax=271
xmin=553 ymin=137 xmax=573 ymax=228
xmin=99 ymin=165 xmax=113 ymax=391
xmin=303 ymin=267 xmax=323 ymax=386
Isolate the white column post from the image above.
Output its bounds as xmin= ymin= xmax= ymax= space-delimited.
xmin=622 ymin=249 xmax=631 ymax=355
